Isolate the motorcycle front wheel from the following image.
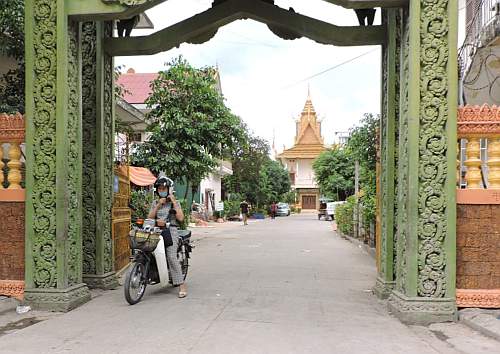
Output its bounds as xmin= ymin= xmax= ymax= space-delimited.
xmin=124 ymin=262 xmax=147 ymax=305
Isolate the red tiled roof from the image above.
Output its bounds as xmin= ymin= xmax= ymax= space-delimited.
xmin=116 ymin=72 xmax=158 ymax=104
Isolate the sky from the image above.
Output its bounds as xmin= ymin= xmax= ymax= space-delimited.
xmin=116 ymin=0 xmax=467 ymax=152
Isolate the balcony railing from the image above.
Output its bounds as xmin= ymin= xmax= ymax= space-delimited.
xmin=459 ymin=0 xmax=500 ymax=80
xmin=457 ymin=104 xmax=500 ymax=189
xmin=0 ymin=113 xmax=25 ymax=200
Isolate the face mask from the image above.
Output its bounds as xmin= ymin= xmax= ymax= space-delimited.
xmin=158 ymin=191 xmax=168 ymax=198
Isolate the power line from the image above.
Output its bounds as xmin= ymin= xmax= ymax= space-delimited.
xmin=281 ymin=48 xmax=378 ymax=89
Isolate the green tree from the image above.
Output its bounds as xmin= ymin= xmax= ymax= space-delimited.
xmin=260 ymin=160 xmax=291 ymax=204
xmin=0 ymin=0 xmax=25 ymax=113
xmin=312 ymin=147 xmax=354 ymax=201
xmin=346 ymin=113 xmax=379 ymax=225
xmin=346 ymin=113 xmax=378 ymax=173
xmin=130 ymin=56 xmax=244 ymax=201
xmin=223 ymin=126 xmax=271 ymax=205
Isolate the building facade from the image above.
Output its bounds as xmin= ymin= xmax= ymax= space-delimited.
xmin=278 ymin=92 xmax=326 ymax=211
xmin=116 ymin=68 xmax=232 ymax=215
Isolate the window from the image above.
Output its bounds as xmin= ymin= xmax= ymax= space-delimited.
xmin=130 ymin=132 xmax=142 ymax=142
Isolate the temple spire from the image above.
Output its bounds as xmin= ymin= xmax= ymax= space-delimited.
xmin=294 ymin=88 xmax=323 ymax=145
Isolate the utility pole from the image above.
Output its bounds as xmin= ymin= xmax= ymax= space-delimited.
xmin=354 ymin=160 xmax=359 ymax=239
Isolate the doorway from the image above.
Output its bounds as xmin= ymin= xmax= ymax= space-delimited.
xmin=302 ymin=195 xmax=316 ymax=210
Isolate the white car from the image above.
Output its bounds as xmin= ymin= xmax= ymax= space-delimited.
xmin=276 ymin=203 xmax=291 ymax=216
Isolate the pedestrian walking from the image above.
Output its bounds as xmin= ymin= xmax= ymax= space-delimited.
xmin=240 ymin=199 xmax=249 ymax=226
xmin=270 ymin=201 xmax=277 ymax=219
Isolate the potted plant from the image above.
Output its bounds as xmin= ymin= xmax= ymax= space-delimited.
xmin=130 ymin=189 xmax=153 ymax=226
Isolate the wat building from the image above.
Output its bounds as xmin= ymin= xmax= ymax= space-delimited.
xmin=278 ymin=92 xmax=327 ymax=210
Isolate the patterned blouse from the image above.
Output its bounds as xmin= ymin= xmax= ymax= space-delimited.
xmin=149 ymin=199 xmax=179 ymax=227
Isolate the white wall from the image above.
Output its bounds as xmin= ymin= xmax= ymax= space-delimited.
xmin=295 ymin=159 xmax=317 ymax=188
xmin=199 ymin=172 xmax=222 ymax=214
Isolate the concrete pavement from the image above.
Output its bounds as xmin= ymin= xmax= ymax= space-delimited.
xmin=0 ymin=214 xmax=499 ymax=353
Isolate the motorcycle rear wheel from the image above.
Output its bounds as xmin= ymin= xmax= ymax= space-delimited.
xmin=124 ymin=262 xmax=147 ymax=305
xmin=179 ymin=246 xmax=189 ymax=280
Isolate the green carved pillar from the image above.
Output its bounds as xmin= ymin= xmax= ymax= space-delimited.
xmin=24 ymin=0 xmax=90 ymax=310
xmin=389 ymin=0 xmax=458 ymax=324
xmin=375 ymin=9 xmax=399 ymax=299
xmin=81 ymin=21 xmax=118 ymax=289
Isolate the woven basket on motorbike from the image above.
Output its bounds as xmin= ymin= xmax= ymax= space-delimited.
xmin=129 ymin=230 xmax=161 ymax=252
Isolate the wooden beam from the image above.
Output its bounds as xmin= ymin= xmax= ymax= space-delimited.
xmin=67 ymin=0 xmax=167 ymax=21
xmin=67 ymin=0 xmax=408 ymax=21
xmin=104 ymin=0 xmax=386 ymax=56
xmin=244 ymin=1 xmax=385 ymax=46
xmin=321 ymin=0 xmax=408 ymax=9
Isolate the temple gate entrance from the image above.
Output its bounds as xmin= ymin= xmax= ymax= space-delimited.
xmin=22 ymin=0 xmax=459 ymax=324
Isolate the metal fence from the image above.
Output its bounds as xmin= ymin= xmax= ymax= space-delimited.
xmin=459 ymin=0 xmax=500 ymax=80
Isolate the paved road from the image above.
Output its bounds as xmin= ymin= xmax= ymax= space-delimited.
xmin=0 ymin=214 xmax=498 ymax=354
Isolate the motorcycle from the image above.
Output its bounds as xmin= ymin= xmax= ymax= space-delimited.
xmin=124 ymin=222 xmax=193 ymax=305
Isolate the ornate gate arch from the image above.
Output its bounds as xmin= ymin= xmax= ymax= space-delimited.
xmin=24 ymin=0 xmax=458 ymax=323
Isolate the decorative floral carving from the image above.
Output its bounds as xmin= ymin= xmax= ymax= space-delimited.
xmin=81 ymin=22 xmax=97 ymax=276
xmin=0 ymin=113 xmax=25 ymax=142
xmin=31 ymin=0 xmax=58 ymax=289
xmin=456 ymin=289 xmax=500 ymax=308
xmin=67 ymin=21 xmax=81 ymax=287
xmin=0 ymin=280 xmax=25 ymax=300
xmin=417 ymin=0 xmax=451 ymax=298
xmin=458 ymin=105 xmax=500 ymax=137
xmin=101 ymin=0 xmax=152 ymax=5
xmin=23 ymin=284 xmax=90 ymax=307
xmin=393 ymin=10 xmax=401 ymax=281
xmin=380 ymin=9 xmax=389 ymax=278
xmin=395 ymin=10 xmax=410 ymax=295
xmin=388 ymin=290 xmax=456 ymax=313
xmin=103 ymin=22 xmax=115 ymax=273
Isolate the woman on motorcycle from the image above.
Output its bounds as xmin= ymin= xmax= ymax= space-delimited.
xmin=148 ymin=176 xmax=188 ymax=298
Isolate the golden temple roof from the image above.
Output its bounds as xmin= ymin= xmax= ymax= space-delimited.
xmin=278 ymin=90 xmax=326 ymax=159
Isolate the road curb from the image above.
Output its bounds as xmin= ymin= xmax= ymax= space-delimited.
xmin=0 ymin=297 xmax=18 ymax=317
xmin=458 ymin=309 xmax=500 ymax=342
xmin=335 ymin=230 xmax=376 ymax=259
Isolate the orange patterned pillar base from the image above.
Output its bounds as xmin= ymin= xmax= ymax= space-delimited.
xmin=456 ymin=289 xmax=500 ymax=308
xmin=0 ymin=280 xmax=25 ymax=301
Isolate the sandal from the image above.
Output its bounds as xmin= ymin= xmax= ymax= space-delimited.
xmin=178 ymin=291 xmax=187 ymax=298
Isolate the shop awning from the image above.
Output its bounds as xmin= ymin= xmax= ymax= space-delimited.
xmin=129 ymin=166 xmax=156 ymax=186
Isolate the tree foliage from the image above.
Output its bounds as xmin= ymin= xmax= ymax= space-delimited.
xmin=0 ymin=0 xmax=25 ymax=113
xmin=346 ymin=113 xmax=379 ymax=225
xmin=334 ymin=196 xmax=356 ymax=235
xmin=346 ymin=113 xmax=378 ymax=174
xmin=312 ymin=146 xmax=354 ymax=201
xmin=223 ymin=125 xmax=290 ymax=207
xmin=223 ymin=127 xmax=270 ymax=204
xmin=262 ymin=159 xmax=291 ymax=203
xmin=130 ymin=56 xmax=244 ymax=199
xmin=312 ymin=113 xmax=378 ymax=229
xmin=0 ymin=0 xmax=24 ymax=60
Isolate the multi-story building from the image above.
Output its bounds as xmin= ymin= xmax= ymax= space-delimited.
xmin=278 ymin=92 xmax=327 ymax=210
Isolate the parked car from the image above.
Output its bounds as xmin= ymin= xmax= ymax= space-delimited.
xmin=318 ymin=200 xmax=344 ymax=221
xmin=318 ymin=201 xmax=331 ymax=220
xmin=318 ymin=198 xmax=336 ymax=221
xmin=276 ymin=202 xmax=291 ymax=216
